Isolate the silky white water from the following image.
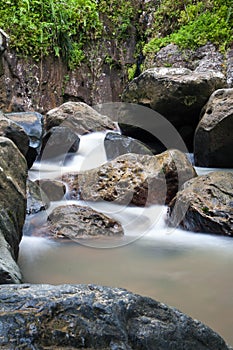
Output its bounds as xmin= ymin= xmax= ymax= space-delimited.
xmin=18 ymin=132 xmax=233 ymax=346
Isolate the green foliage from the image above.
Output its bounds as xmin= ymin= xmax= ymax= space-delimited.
xmin=0 ymin=0 xmax=137 ymax=68
xmin=144 ymin=0 xmax=233 ymax=55
xmin=0 ymin=0 xmax=102 ymax=66
xmin=127 ymin=64 xmax=137 ymax=81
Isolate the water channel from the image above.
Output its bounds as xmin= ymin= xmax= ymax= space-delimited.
xmin=18 ymin=132 xmax=233 ymax=346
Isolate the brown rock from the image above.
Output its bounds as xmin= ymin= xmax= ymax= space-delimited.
xmin=45 ymin=101 xmax=117 ymax=135
xmin=45 ymin=204 xmax=124 ymax=240
xmin=62 ymin=149 xmax=196 ymax=206
xmin=168 ymin=171 xmax=233 ymax=236
xmin=194 ymin=88 xmax=233 ymax=167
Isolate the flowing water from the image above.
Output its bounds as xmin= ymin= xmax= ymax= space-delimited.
xmin=18 ymin=132 xmax=233 ymax=346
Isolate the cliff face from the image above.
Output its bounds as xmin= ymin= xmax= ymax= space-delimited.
xmin=0 ymin=42 xmax=133 ymax=113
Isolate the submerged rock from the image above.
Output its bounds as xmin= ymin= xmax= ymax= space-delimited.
xmin=0 ymin=283 xmax=231 ymax=350
xmin=45 ymin=101 xmax=117 ymax=135
xmin=45 ymin=204 xmax=123 ymax=240
xmin=0 ymin=137 xmax=27 ymax=283
xmin=62 ymin=149 xmax=196 ymax=206
xmin=194 ymin=88 xmax=233 ymax=168
xmin=168 ymin=171 xmax=233 ymax=236
xmin=122 ymin=67 xmax=225 ymax=150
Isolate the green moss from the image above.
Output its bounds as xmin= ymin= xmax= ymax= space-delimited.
xmin=0 ymin=0 xmax=139 ymax=69
xmin=143 ymin=0 xmax=233 ymax=56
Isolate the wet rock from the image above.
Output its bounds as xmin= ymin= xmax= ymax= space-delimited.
xmin=104 ymin=131 xmax=152 ymax=160
xmin=6 ymin=111 xmax=43 ymax=168
xmin=0 ymin=110 xmax=29 ymax=157
xmin=39 ymin=126 xmax=80 ymax=161
xmin=35 ymin=179 xmax=66 ymax=201
xmin=168 ymin=171 xmax=233 ymax=236
xmin=118 ymin=123 xmax=167 ymax=155
xmin=122 ymin=67 xmax=225 ymax=150
xmin=45 ymin=204 xmax=123 ymax=240
xmin=62 ymin=149 xmax=196 ymax=206
xmin=0 ymin=137 xmax=27 ymax=283
xmin=0 ymin=283 xmax=231 ymax=350
xmin=26 ymin=179 xmax=50 ymax=215
xmin=45 ymin=101 xmax=117 ymax=135
xmin=194 ymin=88 xmax=233 ymax=167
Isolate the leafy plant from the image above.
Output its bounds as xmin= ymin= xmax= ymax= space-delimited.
xmin=143 ymin=0 xmax=233 ymax=55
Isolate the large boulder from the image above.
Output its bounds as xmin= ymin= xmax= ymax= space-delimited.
xmin=149 ymin=43 xmax=224 ymax=73
xmin=0 ymin=111 xmax=29 ymax=158
xmin=37 ymin=204 xmax=124 ymax=240
xmin=167 ymin=171 xmax=233 ymax=236
xmin=45 ymin=101 xmax=117 ymax=135
xmin=0 ymin=137 xmax=27 ymax=283
xmin=5 ymin=111 xmax=43 ymax=168
xmin=194 ymin=88 xmax=233 ymax=167
xmin=62 ymin=149 xmax=196 ymax=206
xmin=122 ymin=67 xmax=225 ymax=150
xmin=0 ymin=284 xmax=231 ymax=350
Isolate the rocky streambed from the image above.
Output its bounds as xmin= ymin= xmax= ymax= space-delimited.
xmin=0 ymin=63 xmax=233 ymax=348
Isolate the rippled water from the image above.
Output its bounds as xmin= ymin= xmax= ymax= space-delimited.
xmin=18 ymin=133 xmax=233 ymax=346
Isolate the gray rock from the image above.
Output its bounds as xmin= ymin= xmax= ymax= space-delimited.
xmin=226 ymin=48 xmax=233 ymax=87
xmin=6 ymin=111 xmax=43 ymax=168
xmin=147 ymin=43 xmax=224 ymax=73
xmin=167 ymin=171 xmax=233 ymax=236
xmin=194 ymin=88 xmax=233 ymax=167
xmin=39 ymin=125 xmax=80 ymax=161
xmin=0 ymin=283 xmax=231 ymax=349
xmin=122 ymin=67 xmax=226 ymax=150
xmin=26 ymin=179 xmax=50 ymax=215
xmin=44 ymin=204 xmax=124 ymax=240
xmin=0 ymin=110 xmax=29 ymax=157
xmin=62 ymin=149 xmax=196 ymax=206
xmin=35 ymin=179 xmax=66 ymax=201
xmin=45 ymin=101 xmax=117 ymax=135
xmin=104 ymin=131 xmax=153 ymax=160
xmin=0 ymin=137 xmax=27 ymax=283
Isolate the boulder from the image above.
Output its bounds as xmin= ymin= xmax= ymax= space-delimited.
xmin=0 ymin=110 xmax=29 ymax=158
xmin=167 ymin=171 xmax=233 ymax=236
xmin=0 ymin=137 xmax=27 ymax=283
xmin=149 ymin=43 xmax=224 ymax=73
xmin=194 ymin=88 xmax=233 ymax=167
xmin=6 ymin=111 xmax=43 ymax=168
xmin=0 ymin=284 xmax=231 ymax=350
xmin=39 ymin=126 xmax=80 ymax=161
xmin=62 ymin=149 xmax=196 ymax=206
xmin=45 ymin=101 xmax=117 ymax=135
xmin=35 ymin=179 xmax=66 ymax=201
xmin=41 ymin=204 xmax=124 ymax=241
xmin=26 ymin=179 xmax=50 ymax=215
xmin=122 ymin=67 xmax=225 ymax=150
xmin=104 ymin=131 xmax=152 ymax=160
